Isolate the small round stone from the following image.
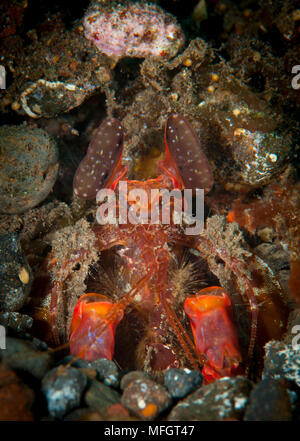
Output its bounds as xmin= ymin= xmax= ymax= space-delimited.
xmin=263 ymin=340 xmax=300 ymax=387
xmin=89 ymin=358 xmax=120 ymax=388
xmin=0 ymin=337 xmax=53 ymax=380
xmin=164 ymin=368 xmax=203 ymax=399
xmin=42 ymin=367 xmax=87 ymax=419
xmin=0 ymin=311 xmax=33 ymax=333
xmin=84 ymin=379 xmax=121 ymax=413
xmin=244 ymin=379 xmax=292 ymax=421
xmin=167 ymin=376 xmax=253 ymax=421
xmin=57 ymin=355 xmax=91 ymax=369
xmin=120 ymin=371 xmax=150 ymax=391
xmin=121 ymin=377 xmax=171 ymax=420
xmin=0 ymin=124 xmax=58 ymax=214
xmin=0 ymin=233 xmax=32 ymax=311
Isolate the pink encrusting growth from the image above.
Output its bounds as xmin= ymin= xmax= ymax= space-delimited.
xmin=164 ymin=114 xmax=214 ymax=193
xmin=73 ymin=118 xmax=124 ymax=199
xmin=83 ymin=2 xmax=184 ymax=59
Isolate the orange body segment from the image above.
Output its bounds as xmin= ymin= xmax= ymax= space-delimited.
xmin=69 ymin=293 xmax=123 ymax=361
xmin=184 ymin=287 xmax=242 ymax=383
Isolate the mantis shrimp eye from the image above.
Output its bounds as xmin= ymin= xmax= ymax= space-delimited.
xmin=73 ymin=118 xmax=124 ymax=199
xmin=164 ymin=114 xmax=214 ymax=193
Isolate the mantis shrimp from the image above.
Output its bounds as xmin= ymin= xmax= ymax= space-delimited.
xmin=34 ymin=114 xmax=289 ymax=383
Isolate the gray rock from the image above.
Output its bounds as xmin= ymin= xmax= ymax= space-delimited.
xmin=254 ymin=243 xmax=289 ymax=272
xmin=244 ymin=378 xmax=292 ymax=421
xmin=57 ymin=355 xmax=91 ymax=369
xmin=84 ymin=379 xmax=121 ymax=412
xmin=164 ymin=368 xmax=203 ymax=399
xmin=0 ymin=337 xmax=54 ymax=379
xmin=42 ymin=366 xmax=87 ymax=419
xmin=57 ymin=357 xmax=120 ymax=386
xmin=90 ymin=358 xmax=120 ymax=388
xmin=64 ymin=408 xmax=104 ymax=421
xmin=0 ymin=233 xmax=32 ymax=311
xmin=120 ymin=371 xmax=150 ymax=391
xmin=168 ymin=376 xmax=253 ymax=421
xmin=263 ymin=340 xmax=300 ymax=387
xmin=0 ymin=125 xmax=58 ymax=214
xmin=122 ymin=377 xmax=171 ymax=420
xmin=0 ymin=311 xmax=33 ymax=333
xmin=254 ymin=243 xmax=290 ymax=291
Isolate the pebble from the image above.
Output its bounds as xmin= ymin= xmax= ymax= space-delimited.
xmin=230 ymin=127 xmax=291 ymax=187
xmin=90 ymin=358 xmax=120 ymax=388
xmin=164 ymin=368 xmax=203 ymax=399
xmin=121 ymin=377 xmax=172 ymax=420
xmin=0 ymin=233 xmax=32 ymax=311
xmin=84 ymin=379 xmax=121 ymax=413
xmin=0 ymin=124 xmax=58 ymax=214
xmin=0 ymin=311 xmax=33 ymax=333
xmin=58 ymin=356 xmax=120 ymax=386
xmin=263 ymin=340 xmax=300 ymax=387
xmin=57 ymin=355 xmax=91 ymax=369
xmin=64 ymin=408 xmax=104 ymax=421
xmin=64 ymin=404 xmax=135 ymax=421
xmin=106 ymin=403 xmax=132 ymax=420
xmin=244 ymin=378 xmax=292 ymax=421
xmin=120 ymin=371 xmax=150 ymax=391
xmin=0 ymin=364 xmax=34 ymax=421
xmin=0 ymin=337 xmax=54 ymax=380
xmin=254 ymin=242 xmax=290 ymax=290
xmin=167 ymin=376 xmax=252 ymax=421
xmin=42 ymin=366 xmax=87 ymax=419
xmin=254 ymin=243 xmax=290 ymax=272
xmin=78 ymin=368 xmax=98 ymax=380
